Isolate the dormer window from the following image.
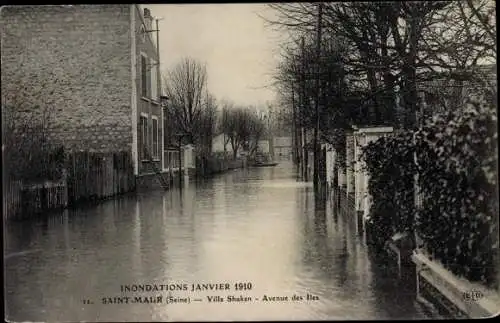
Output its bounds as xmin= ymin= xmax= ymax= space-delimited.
xmin=143 ymin=8 xmax=153 ymax=32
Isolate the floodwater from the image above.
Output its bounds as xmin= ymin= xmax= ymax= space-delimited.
xmin=4 ymin=161 xmax=431 ymax=321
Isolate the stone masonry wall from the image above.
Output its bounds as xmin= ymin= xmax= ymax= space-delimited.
xmin=1 ymin=5 xmax=133 ymax=153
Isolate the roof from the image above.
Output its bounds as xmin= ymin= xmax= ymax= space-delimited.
xmin=354 ymin=126 xmax=394 ymax=134
xmin=417 ymin=64 xmax=497 ymax=92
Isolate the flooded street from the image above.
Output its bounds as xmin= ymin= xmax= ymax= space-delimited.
xmin=4 ymin=162 xmax=430 ymax=321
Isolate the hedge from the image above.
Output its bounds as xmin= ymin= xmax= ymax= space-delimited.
xmin=361 ymin=93 xmax=498 ymax=288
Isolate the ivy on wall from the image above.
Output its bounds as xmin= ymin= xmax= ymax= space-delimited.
xmin=361 ymin=131 xmax=416 ymax=248
xmin=415 ymin=96 xmax=498 ymax=288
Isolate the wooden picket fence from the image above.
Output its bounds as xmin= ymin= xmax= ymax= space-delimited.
xmin=66 ymin=151 xmax=135 ymax=205
xmin=21 ymin=180 xmax=68 ymax=216
xmin=3 ymin=151 xmax=136 ymax=221
xmin=3 ymin=180 xmax=23 ymax=221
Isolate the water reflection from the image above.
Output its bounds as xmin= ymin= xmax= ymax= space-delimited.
xmin=4 ymin=162 xmax=429 ymax=321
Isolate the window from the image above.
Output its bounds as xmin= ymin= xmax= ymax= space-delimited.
xmin=152 ymin=116 xmax=159 ymax=159
xmin=168 ymin=151 xmax=179 ymax=168
xmin=150 ymin=58 xmax=158 ymax=101
xmin=141 ymin=54 xmax=150 ymax=98
xmin=139 ymin=115 xmax=149 ymax=160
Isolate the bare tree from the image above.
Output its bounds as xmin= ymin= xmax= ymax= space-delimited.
xmin=246 ymin=108 xmax=267 ymax=158
xmin=163 ymin=57 xmax=209 ymax=146
xmin=220 ymin=104 xmax=266 ymax=159
xmin=272 ymin=29 xmax=350 ymax=183
xmin=464 ymin=0 xmax=496 ymax=55
xmin=265 ymin=1 xmax=495 ymax=129
xmin=220 ymin=104 xmax=246 ymax=159
xmin=195 ymin=91 xmax=218 ymax=157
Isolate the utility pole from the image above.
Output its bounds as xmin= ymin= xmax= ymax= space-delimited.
xmin=300 ymin=36 xmax=307 ymax=181
xmin=313 ymin=2 xmax=323 ymax=189
xmin=291 ymin=84 xmax=298 ymax=167
xmin=178 ymin=134 xmax=182 ymax=188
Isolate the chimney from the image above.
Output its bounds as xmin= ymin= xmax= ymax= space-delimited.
xmin=143 ymin=8 xmax=153 ymax=31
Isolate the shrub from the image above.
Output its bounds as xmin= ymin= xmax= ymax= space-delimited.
xmin=4 ymin=122 xmax=65 ymax=182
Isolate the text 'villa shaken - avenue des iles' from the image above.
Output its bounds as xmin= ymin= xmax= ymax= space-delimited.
xmin=206 ymin=294 xmax=320 ymax=303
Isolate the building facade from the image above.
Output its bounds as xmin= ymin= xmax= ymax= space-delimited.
xmin=1 ymin=5 xmax=164 ymax=180
xmin=212 ymin=134 xmax=228 ymax=154
xmin=273 ymin=136 xmax=292 ymax=160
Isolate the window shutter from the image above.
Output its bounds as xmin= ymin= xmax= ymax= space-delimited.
xmin=141 ymin=56 xmax=147 ymax=98
xmin=146 ymin=62 xmax=151 ymax=98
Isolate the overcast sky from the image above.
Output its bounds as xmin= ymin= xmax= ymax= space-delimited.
xmin=147 ymin=4 xmax=284 ymax=108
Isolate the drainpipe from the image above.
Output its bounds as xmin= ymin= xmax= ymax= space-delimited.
xmin=156 ymin=18 xmax=163 ymax=174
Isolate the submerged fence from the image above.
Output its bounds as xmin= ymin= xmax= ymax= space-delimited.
xmin=3 ymin=180 xmax=23 ymax=221
xmin=195 ymin=155 xmax=246 ymax=177
xmin=3 ymin=151 xmax=136 ymax=221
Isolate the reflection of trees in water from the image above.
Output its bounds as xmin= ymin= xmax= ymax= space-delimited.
xmin=314 ymin=183 xmax=328 ymax=206
xmin=194 ymin=176 xmax=216 ymax=191
xmin=167 ymin=183 xmax=206 ymax=273
xmin=132 ymin=200 xmax=142 ymax=273
xmin=299 ymin=190 xmax=356 ymax=292
xmin=322 ymin=190 xmax=377 ymax=296
xmin=4 ymin=220 xmax=41 ymax=255
xmin=334 ymin=207 xmax=421 ymax=319
xmin=367 ymin=260 xmax=422 ymax=319
xmin=314 ymin=191 xmax=327 ymax=213
xmin=310 ymin=212 xmax=339 ymax=284
xmin=332 ymin=193 xmax=340 ymax=232
xmin=269 ymin=168 xmax=276 ymax=180
xmin=336 ymin=236 xmax=349 ymax=286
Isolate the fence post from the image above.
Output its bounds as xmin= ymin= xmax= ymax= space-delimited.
xmin=63 ymin=168 xmax=68 ymax=208
xmin=41 ymin=181 xmax=47 ymax=213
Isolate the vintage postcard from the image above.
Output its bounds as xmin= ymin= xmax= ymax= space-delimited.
xmin=2 ymin=2 xmax=498 ymax=322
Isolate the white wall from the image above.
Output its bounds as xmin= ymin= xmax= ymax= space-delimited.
xmin=346 ymin=133 xmax=355 ymax=194
xmin=352 ymin=127 xmax=393 ymax=221
xmin=183 ymin=145 xmax=194 ymax=169
xmin=273 ymin=136 xmax=292 ymax=147
xmin=324 ymin=143 xmax=336 ymax=189
xmin=212 ymin=134 xmax=227 ymax=153
xmin=257 ymin=140 xmax=270 ymax=153
xmin=338 ymin=167 xmax=346 ymax=188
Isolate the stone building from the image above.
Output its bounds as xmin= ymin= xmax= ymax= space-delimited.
xmin=1 ymin=5 xmax=166 ymax=184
